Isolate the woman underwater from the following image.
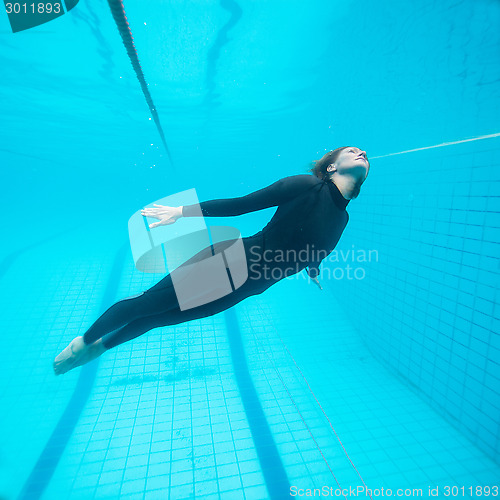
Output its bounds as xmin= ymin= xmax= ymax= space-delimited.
xmin=54 ymin=146 xmax=370 ymax=375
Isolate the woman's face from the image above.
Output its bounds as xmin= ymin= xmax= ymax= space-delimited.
xmin=333 ymin=146 xmax=370 ymax=179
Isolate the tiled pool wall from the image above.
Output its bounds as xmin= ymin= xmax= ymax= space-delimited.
xmin=324 ymin=138 xmax=500 ymax=464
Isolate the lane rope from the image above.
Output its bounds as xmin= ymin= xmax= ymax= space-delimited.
xmin=370 ymin=132 xmax=500 ymax=159
xmin=107 ymin=0 xmax=175 ymax=168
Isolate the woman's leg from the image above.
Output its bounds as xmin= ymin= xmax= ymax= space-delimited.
xmin=55 ymin=311 xmax=163 ymax=374
xmin=57 ymin=301 xmax=211 ymax=375
xmin=56 ymin=296 xmax=223 ymax=375
xmin=82 ymin=274 xmax=179 ymax=345
xmin=100 ymin=277 xmax=272 ymax=350
xmin=54 ymin=240 xmax=271 ymax=374
xmin=100 ymin=313 xmax=173 ymax=350
xmin=83 ymin=235 xmax=262 ymax=345
xmin=53 ymin=274 xmax=180 ymax=375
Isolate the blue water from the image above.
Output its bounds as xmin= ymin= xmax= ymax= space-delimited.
xmin=0 ymin=0 xmax=499 ymax=499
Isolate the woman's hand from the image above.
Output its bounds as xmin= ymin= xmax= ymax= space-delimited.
xmin=310 ymin=276 xmax=323 ymax=290
xmin=141 ymin=204 xmax=183 ymax=229
xmin=305 ymin=267 xmax=323 ymax=290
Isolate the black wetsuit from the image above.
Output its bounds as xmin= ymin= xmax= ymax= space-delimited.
xmin=83 ymin=174 xmax=350 ymax=349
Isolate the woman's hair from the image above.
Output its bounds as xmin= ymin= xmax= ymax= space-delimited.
xmin=309 ymin=147 xmax=349 ymax=180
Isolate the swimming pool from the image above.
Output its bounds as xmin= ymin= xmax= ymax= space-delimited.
xmin=0 ymin=0 xmax=499 ymax=499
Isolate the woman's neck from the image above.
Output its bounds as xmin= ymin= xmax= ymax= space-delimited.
xmin=328 ymin=173 xmax=361 ymax=200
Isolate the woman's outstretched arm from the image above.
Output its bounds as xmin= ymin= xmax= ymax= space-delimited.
xmin=141 ymin=174 xmax=319 ymax=228
xmin=182 ymin=174 xmax=319 ymax=217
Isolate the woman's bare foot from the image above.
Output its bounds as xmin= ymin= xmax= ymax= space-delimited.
xmin=53 ymin=336 xmax=107 ymax=375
